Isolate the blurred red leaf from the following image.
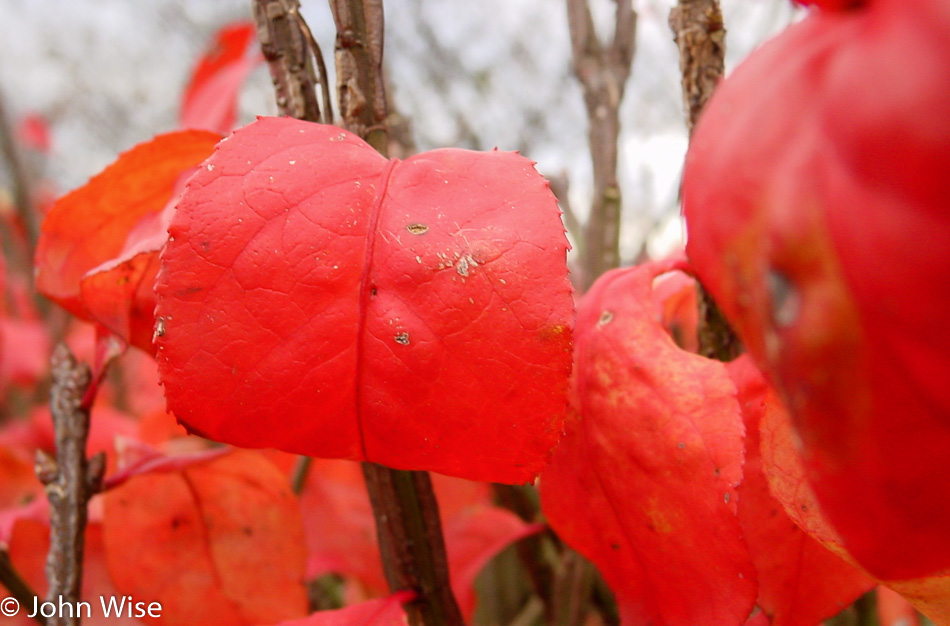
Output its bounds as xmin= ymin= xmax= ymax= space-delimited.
xmin=541 ymin=260 xmax=756 ymax=625
xmin=276 ymin=591 xmax=414 ymax=626
xmin=102 ymin=450 xmax=308 ymax=625
xmin=155 ymin=117 xmax=573 ymax=483
xmin=760 ymin=392 xmax=950 ymax=624
xmin=0 ymin=444 xmax=39 ymax=510
xmin=0 ymin=318 xmax=49 ymax=389
xmin=730 ymin=356 xmax=874 ymax=625
xmin=683 ymin=0 xmax=950 ymax=579
xmin=35 ymin=130 xmax=220 ymax=351
xmin=180 ymin=21 xmax=262 ymax=134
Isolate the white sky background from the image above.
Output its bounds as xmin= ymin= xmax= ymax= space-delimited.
xmin=0 ymin=0 xmax=799 ymax=263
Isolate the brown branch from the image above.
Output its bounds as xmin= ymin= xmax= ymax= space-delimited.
xmin=567 ymin=0 xmax=637 ymax=290
xmin=669 ymin=0 xmax=742 ymax=361
xmin=668 ymin=0 xmax=725 ymax=135
xmin=257 ymin=2 xmax=460 ymax=623
xmin=361 ymin=464 xmax=464 ymax=626
xmin=252 ymin=0 xmax=324 ymax=123
xmin=36 ymin=344 xmax=105 ymax=626
xmin=329 ymin=0 xmax=388 ymax=154
xmin=329 ymin=3 xmax=462 ymax=623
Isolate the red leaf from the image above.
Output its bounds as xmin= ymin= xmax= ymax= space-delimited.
xmin=276 ymin=592 xmax=414 ymax=626
xmin=180 ymin=22 xmax=262 ymax=134
xmin=730 ymin=356 xmax=874 ymax=625
xmin=540 ymin=260 xmax=756 ymax=625
xmin=35 ymin=131 xmax=221 ymax=351
xmin=682 ymin=0 xmax=950 ymax=579
xmin=102 ymin=450 xmax=308 ymax=625
xmin=760 ymin=393 xmax=950 ymax=624
xmin=155 ymin=117 xmax=573 ymax=483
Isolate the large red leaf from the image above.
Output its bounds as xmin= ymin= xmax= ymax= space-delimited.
xmin=730 ymin=356 xmax=874 ymax=625
xmin=102 ymin=449 xmax=308 ymax=625
xmin=540 ymin=260 xmax=757 ymax=625
xmin=180 ymin=22 xmax=262 ymax=134
xmin=155 ymin=117 xmax=573 ymax=483
xmin=682 ymin=0 xmax=950 ymax=579
xmin=35 ymin=131 xmax=220 ymax=350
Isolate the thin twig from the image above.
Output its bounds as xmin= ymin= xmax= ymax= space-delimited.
xmin=252 ymin=0 xmax=324 ymax=123
xmin=566 ymin=0 xmax=637 ymax=290
xmin=287 ymin=6 xmax=335 ymax=124
xmin=669 ymin=0 xmax=742 ymax=361
xmin=0 ymin=550 xmax=46 ymax=625
xmin=36 ymin=344 xmax=106 ymax=626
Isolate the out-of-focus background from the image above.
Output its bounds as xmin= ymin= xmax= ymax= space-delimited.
xmin=0 ymin=0 xmax=799 ymax=262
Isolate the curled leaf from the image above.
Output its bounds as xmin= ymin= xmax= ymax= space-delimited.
xmin=35 ymin=131 xmax=221 ymax=350
xmin=541 ymin=260 xmax=756 ymax=625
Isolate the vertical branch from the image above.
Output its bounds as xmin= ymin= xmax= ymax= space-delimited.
xmin=329 ymin=3 xmax=462 ymax=624
xmin=329 ymin=0 xmax=388 ymax=154
xmin=253 ymin=0 xmax=324 ymax=123
xmin=361 ymin=465 xmax=464 ymax=626
xmin=36 ymin=344 xmax=106 ymax=626
xmin=567 ymin=0 xmax=637 ymax=291
xmin=255 ymin=2 xmax=461 ymax=623
xmin=668 ymin=0 xmax=724 ymax=135
xmin=669 ymin=0 xmax=742 ymax=361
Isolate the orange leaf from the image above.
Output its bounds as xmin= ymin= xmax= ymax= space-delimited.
xmin=35 ymin=130 xmax=220 ymax=350
xmin=102 ymin=450 xmax=308 ymax=625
